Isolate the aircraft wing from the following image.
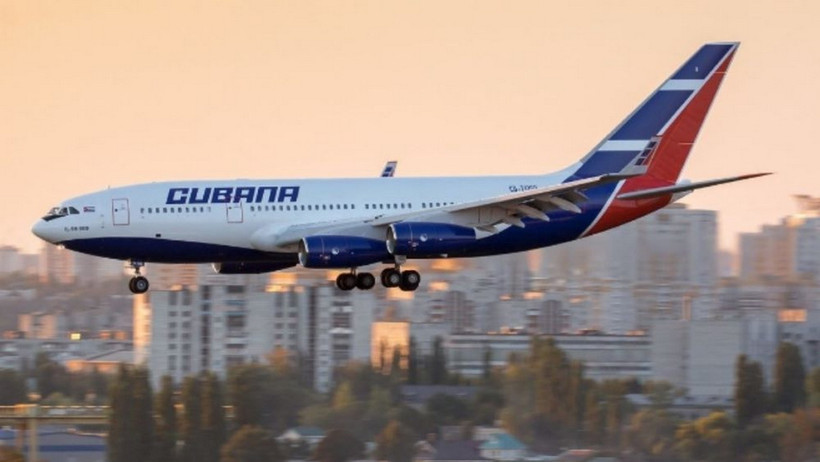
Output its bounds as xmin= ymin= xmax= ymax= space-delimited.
xmin=253 ymin=172 xmax=637 ymax=250
xmin=366 ymin=172 xmax=637 ymax=229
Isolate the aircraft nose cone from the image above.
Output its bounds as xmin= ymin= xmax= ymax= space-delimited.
xmin=31 ymin=220 xmax=55 ymax=243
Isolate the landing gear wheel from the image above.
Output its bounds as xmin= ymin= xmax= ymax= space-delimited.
xmin=399 ymin=270 xmax=421 ymax=292
xmin=356 ymin=272 xmax=376 ymax=290
xmin=381 ymin=268 xmax=402 ymax=288
xmin=336 ymin=273 xmax=357 ymax=291
xmin=130 ymin=276 xmax=150 ymax=294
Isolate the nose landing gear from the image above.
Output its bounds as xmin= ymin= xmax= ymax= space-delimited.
xmin=128 ymin=260 xmax=150 ymax=294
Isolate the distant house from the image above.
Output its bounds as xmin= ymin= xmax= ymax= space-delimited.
xmin=278 ymin=426 xmax=326 ymax=448
xmin=416 ymin=440 xmax=488 ymax=462
xmin=479 ymin=433 xmax=527 ymax=461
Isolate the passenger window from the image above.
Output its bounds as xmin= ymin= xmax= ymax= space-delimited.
xmin=186 ymin=207 xmax=190 ymax=213
xmin=343 ymin=204 xmax=348 ymax=210
xmin=140 ymin=208 xmax=145 ymax=214
xmin=163 ymin=207 xmax=168 ymax=213
xmin=178 ymin=207 xmax=182 ymax=213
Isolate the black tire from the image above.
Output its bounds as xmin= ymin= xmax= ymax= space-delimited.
xmin=356 ymin=272 xmax=376 ymax=290
xmin=131 ymin=276 xmax=150 ymax=294
xmin=336 ymin=273 xmax=357 ymax=291
xmin=380 ymin=268 xmax=401 ymax=288
xmin=400 ymin=270 xmax=421 ymax=291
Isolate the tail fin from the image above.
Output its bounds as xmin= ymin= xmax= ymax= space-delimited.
xmin=569 ymin=43 xmax=739 ymax=182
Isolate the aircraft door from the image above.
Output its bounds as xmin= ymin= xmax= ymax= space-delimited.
xmin=112 ymin=199 xmax=130 ymax=226
xmin=226 ymin=202 xmax=243 ymax=224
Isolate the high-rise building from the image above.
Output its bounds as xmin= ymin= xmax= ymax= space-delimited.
xmin=39 ymin=244 xmax=75 ymax=285
xmin=536 ymin=203 xmax=718 ymax=332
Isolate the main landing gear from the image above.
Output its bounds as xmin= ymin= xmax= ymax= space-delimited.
xmin=128 ymin=260 xmax=150 ymax=295
xmin=335 ymin=267 xmax=421 ymax=292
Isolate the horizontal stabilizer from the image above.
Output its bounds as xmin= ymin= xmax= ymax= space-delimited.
xmin=616 ymin=173 xmax=771 ymax=200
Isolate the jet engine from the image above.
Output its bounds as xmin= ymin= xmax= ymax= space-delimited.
xmin=386 ymin=222 xmax=478 ymax=257
xmin=298 ymin=236 xmax=390 ymax=268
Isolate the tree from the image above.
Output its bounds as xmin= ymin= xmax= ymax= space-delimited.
xmin=672 ymin=412 xmax=736 ymax=462
xmin=220 ymin=426 xmax=282 ymax=462
xmin=201 ymin=372 xmax=227 ymax=462
xmin=625 ymin=409 xmax=678 ymax=460
xmin=425 ymin=393 xmax=469 ymax=427
xmin=734 ymin=354 xmax=767 ymax=427
xmin=805 ymin=367 xmax=820 ymax=408
xmin=430 ymin=337 xmax=447 ymax=385
xmin=374 ymin=420 xmax=416 ymax=462
xmin=0 ymin=369 xmax=27 ymax=405
xmin=229 ymin=364 xmax=313 ymax=433
xmin=180 ymin=376 xmax=203 ymax=462
xmin=34 ymin=352 xmax=69 ymax=399
xmin=108 ymin=365 xmax=153 ymax=462
xmin=407 ymin=337 xmax=418 ymax=385
xmin=0 ymin=446 xmax=24 ymax=462
xmin=313 ymin=429 xmax=365 ymax=462
xmin=132 ymin=367 xmax=155 ymax=462
xmin=153 ymin=376 xmax=177 ymax=462
xmin=774 ymin=342 xmax=806 ymax=412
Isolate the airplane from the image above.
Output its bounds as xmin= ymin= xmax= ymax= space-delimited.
xmin=32 ymin=42 xmax=768 ymax=294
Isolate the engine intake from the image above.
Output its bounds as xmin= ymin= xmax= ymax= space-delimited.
xmin=298 ymin=236 xmax=390 ymax=268
xmin=387 ymin=222 xmax=477 ymax=257
xmin=213 ymin=261 xmax=296 ymax=274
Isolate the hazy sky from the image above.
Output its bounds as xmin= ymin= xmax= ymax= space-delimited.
xmin=2 ymin=1 xmax=818 ymax=254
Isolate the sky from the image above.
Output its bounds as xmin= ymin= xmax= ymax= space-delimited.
xmin=2 ymin=1 xmax=818 ymax=254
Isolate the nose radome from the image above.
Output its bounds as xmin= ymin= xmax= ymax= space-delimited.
xmin=31 ymin=220 xmax=54 ymax=243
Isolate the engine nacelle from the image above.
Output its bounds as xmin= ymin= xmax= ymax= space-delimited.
xmin=387 ymin=222 xmax=477 ymax=257
xmin=298 ymin=236 xmax=390 ymax=268
xmin=213 ymin=261 xmax=296 ymax=274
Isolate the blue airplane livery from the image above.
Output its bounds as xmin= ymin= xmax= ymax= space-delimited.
xmin=33 ymin=43 xmax=768 ymax=294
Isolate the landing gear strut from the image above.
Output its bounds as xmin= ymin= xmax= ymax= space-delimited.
xmin=128 ymin=260 xmax=150 ymax=294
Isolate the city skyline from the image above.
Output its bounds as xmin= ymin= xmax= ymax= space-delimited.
xmin=3 ymin=1 xmax=819 ymax=254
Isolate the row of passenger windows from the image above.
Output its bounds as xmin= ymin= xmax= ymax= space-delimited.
xmin=141 ymin=206 xmax=213 ymax=214
xmin=246 ymin=201 xmax=455 ymax=213
xmin=140 ymin=201 xmax=457 ymax=215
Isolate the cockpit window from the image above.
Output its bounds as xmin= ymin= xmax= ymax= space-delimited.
xmin=68 ymin=207 xmax=80 ymax=215
xmin=42 ymin=206 xmax=72 ymax=221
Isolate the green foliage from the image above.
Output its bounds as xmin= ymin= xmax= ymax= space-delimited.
xmin=430 ymin=337 xmax=447 ymax=385
xmin=220 ymin=425 xmax=282 ymax=462
xmin=201 ymin=372 xmax=227 ymax=462
xmin=774 ymin=342 xmax=806 ymax=412
xmin=35 ymin=352 xmax=69 ymax=399
xmin=805 ymin=367 xmax=820 ymax=408
xmin=180 ymin=376 xmax=203 ymax=462
xmin=374 ymin=420 xmax=416 ymax=462
xmin=625 ymin=409 xmax=679 ymax=460
xmin=672 ymin=412 xmax=737 ymax=462
xmin=228 ymin=363 xmax=314 ymax=433
xmin=407 ymin=337 xmax=418 ymax=385
xmin=425 ymin=393 xmax=470 ymax=427
xmin=735 ymin=355 xmax=768 ymax=428
xmin=313 ymin=429 xmax=365 ymax=462
xmin=471 ymin=388 xmax=504 ymax=426
xmin=153 ymin=376 xmax=177 ymax=462
xmin=0 ymin=369 xmax=27 ymax=405
xmin=0 ymin=446 xmax=25 ymax=462
xmin=108 ymin=365 xmax=153 ymax=462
